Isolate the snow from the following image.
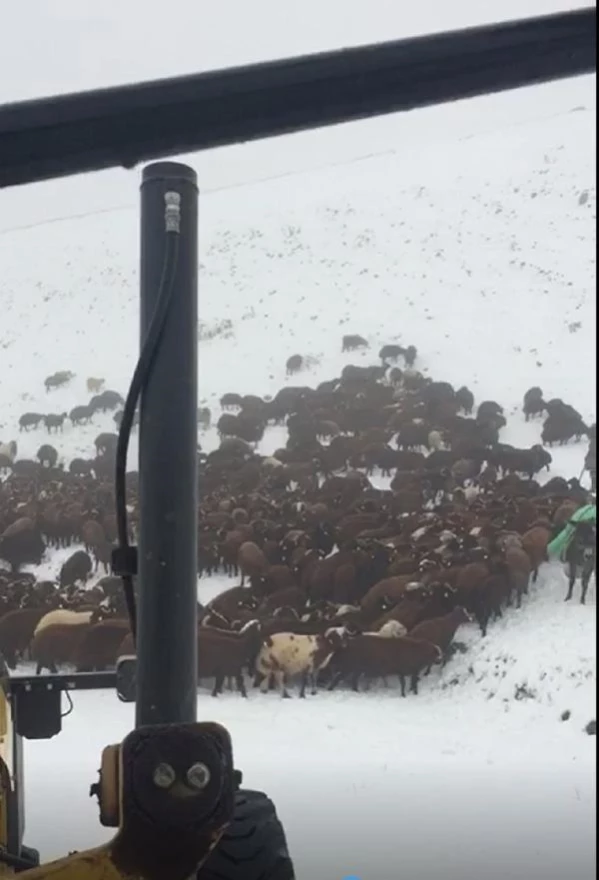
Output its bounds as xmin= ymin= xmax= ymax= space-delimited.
xmin=1 ymin=2 xmax=597 ymax=879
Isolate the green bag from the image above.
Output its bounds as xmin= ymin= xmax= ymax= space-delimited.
xmin=547 ymin=504 xmax=596 ymax=561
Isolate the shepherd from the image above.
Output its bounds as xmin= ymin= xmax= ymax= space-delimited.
xmin=547 ymin=503 xmax=596 ymax=604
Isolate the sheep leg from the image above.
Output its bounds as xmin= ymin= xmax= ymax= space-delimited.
xmin=565 ymin=564 xmax=575 ymax=601
xmin=350 ymin=672 xmax=360 ymax=693
xmin=275 ymin=671 xmax=291 ymax=699
xmin=212 ymin=673 xmax=224 ymax=697
xmin=327 ymin=671 xmax=343 ymax=691
xmin=299 ymin=672 xmax=308 ymax=698
xmin=410 ymin=674 xmax=419 ymax=695
xmin=310 ymin=672 xmax=318 ymax=696
xmin=580 ymin=564 xmax=594 ymax=605
xmin=236 ymin=673 xmax=247 ymax=698
xmin=399 ymin=675 xmax=407 ymax=697
xmin=258 ymin=673 xmax=270 ymax=694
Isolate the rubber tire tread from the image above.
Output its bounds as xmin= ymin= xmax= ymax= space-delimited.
xmin=198 ymin=789 xmax=296 ymax=879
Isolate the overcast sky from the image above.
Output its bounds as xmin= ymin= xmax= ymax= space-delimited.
xmin=0 ymin=0 xmax=592 ymax=228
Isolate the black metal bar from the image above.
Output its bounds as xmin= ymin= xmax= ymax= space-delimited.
xmin=136 ymin=162 xmax=198 ymax=727
xmin=0 ymin=8 xmax=595 ymax=189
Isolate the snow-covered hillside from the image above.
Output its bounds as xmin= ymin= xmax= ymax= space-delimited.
xmin=0 ymin=3 xmax=597 ymax=879
xmin=0 ymin=89 xmax=595 ymax=471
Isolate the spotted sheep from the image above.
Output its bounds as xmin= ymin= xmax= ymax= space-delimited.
xmin=254 ymin=629 xmax=348 ymax=698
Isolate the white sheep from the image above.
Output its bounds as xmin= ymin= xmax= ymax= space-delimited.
xmin=364 ymin=619 xmax=407 ymax=638
xmin=34 ymin=609 xmax=95 ymax=637
xmin=255 ymin=631 xmax=340 ymax=698
xmin=0 ymin=441 xmax=17 ymax=462
xmin=428 ymin=429 xmax=445 ymax=451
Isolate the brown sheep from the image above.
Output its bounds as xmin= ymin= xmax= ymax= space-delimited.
xmin=520 ymin=524 xmax=552 ymax=582
xmin=553 ymin=500 xmax=581 ymax=531
xmin=504 ymin=546 xmax=532 ymax=607
xmin=0 ymin=608 xmax=48 ymax=667
xmin=251 ymin=564 xmax=296 ymax=596
xmin=197 ymin=619 xmax=262 ymax=697
xmin=286 ymin=355 xmax=304 ymax=376
xmin=205 ymin=585 xmax=260 ymax=620
xmin=73 ymin=619 xmax=130 ymax=672
xmin=408 ymin=606 xmax=472 ymax=666
xmin=81 ymin=520 xmax=106 ymax=552
xmin=328 ymin=634 xmax=442 ymax=696
xmin=30 ymin=622 xmax=91 ymax=674
xmin=370 ymin=590 xmax=433 ymax=632
xmin=259 ymin=586 xmax=307 ymax=617
xmin=118 ymin=632 xmax=135 ymax=656
xmin=360 ymin=575 xmax=419 ymax=613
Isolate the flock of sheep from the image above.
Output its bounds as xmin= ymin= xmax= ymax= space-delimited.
xmin=0 ymin=337 xmax=595 ymax=699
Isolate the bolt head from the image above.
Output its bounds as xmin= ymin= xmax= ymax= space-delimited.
xmin=186 ymin=762 xmax=211 ymax=790
xmin=152 ymin=762 xmax=176 ymax=789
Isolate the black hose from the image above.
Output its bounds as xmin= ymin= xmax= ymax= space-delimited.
xmin=113 ymin=230 xmax=180 ymax=644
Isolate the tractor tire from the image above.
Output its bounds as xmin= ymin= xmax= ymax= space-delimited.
xmin=198 ymin=789 xmax=296 ymax=879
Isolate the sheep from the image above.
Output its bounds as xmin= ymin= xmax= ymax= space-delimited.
xmin=197 ymin=619 xmax=262 ymax=697
xmin=402 ymin=345 xmax=417 ymax=367
xmin=504 ymin=545 xmax=532 ymax=607
xmin=520 ymin=524 xmax=552 ymax=582
xmin=455 ymin=386 xmax=475 ymax=414
xmin=0 ymin=441 xmax=17 ymax=462
xmin=30 ymin=622 xmax=91 ymax=674
xmin=564 ymin=522 xmax=596 ymax=605
xmin=237 ymin=541 xmax=269 ymax=586
xmin=80 ymin=520 xmax=106 ymax=553
xmin=205 ymin=585 xmax=260 ymax=620
xmin=342 ymin=334 xmax=369 ymax=352
xmin=379 ymin=344 xmax=404 ymax=364
xmin=44 ymin=413 xmax=67 ymax=433
xmin=69 ymin=457 xmax=94 ymax=477
xmin=523 ymin=386 xmax=545 ymax=420
xmin=37 ymin=444 xmax=59 ymax=468
xmin=94 ymin=433 xmax=119 ymax=457
xmin=117 ymin=632 xmax=134 ymax=656
xmin=427 ymin=429 xmax=445 ymax=451
xmin=0 ymin=519 xmax=46 ymax=571
xmin=86 ymin=377 xmax=105 ymax=393
xmin=69 ymin=405 xmax=93 ymax=425
xmin=327 ymin=635 xmax=443 ymax=696
xmin=286 ymin=355 xmax=304 ymax=376
xmin=197 ymin=406 xmax=211 ymax=428
xmin=59 ymin=550 xmax=93 ymax=589
xmin=0 ymin=608 xmax=49 ymax=668
xmin=73 ymin=619 xmax=131 ymax=671
xmin=45 ymin=371 xmax=75 ymax=391
xmin=34 ymin=608 xmax=97 ymax=637
xmin=255 ymin=629 xmax=347 ymax=698
xmin=19 ymin=412 xmax=45 ymax=431
xmin=407 ymin=606 xmax=472 ymax=666
xmin=364 ymin=619 xmax=407 ymax=638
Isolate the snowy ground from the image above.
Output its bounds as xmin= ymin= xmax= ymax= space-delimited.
xmin=1 ymin=2 xmax=597 ymax=879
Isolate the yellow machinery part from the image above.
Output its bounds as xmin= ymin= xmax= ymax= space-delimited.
xmin=0 ymin=681 xmax=12 ymax=875
xmin=10 ymin=836 xmax=225 ymax=879
xmin=4 ymin=721 xmax=234 ymax=880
